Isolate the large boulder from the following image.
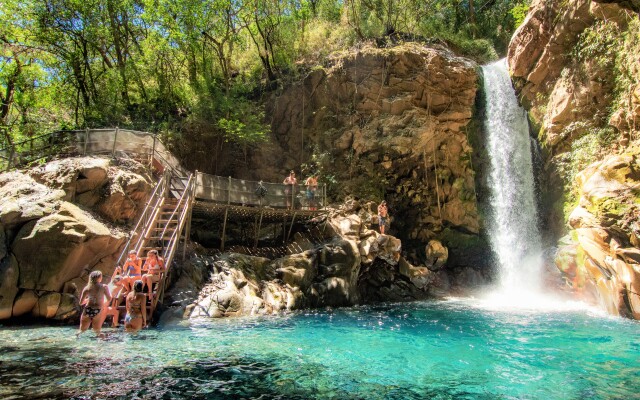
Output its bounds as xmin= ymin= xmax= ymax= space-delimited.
xmin=0 ymin=157 xmax=152 ymax=322
xmin=29 ymin=156 xmax=153 ymax=223
xmin=12 ymin=202 xmax=125 ymax=292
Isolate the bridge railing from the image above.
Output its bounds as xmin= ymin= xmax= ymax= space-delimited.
xmin=195 ymin=172 xmax=327 ymax=210
xmin=1 ymin=128 xmax=327 ymax=210
xmin=0 ymin=128 xmax=188 ymax=176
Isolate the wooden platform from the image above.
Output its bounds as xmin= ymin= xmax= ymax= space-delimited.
xmin=192 ymin=200 xmax=326 ymax=222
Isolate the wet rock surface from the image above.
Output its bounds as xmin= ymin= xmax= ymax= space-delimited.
xmin=553 ymin=150 xmax=640 ymax=318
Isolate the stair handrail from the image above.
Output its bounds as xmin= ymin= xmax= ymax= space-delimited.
xmin=114 ymin=173 xmax=168 ymax=268
xmin=157 ymin=174 xmax=193 ymax=244
xmin=151 ymin=175 xmax=194 ymax=312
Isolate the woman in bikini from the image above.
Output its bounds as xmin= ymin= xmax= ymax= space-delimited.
xmin=125 ymin=280 xmax=147 ymax=333
xmin=142 ymin=249 xmax=165 ymax=300
xmin=77 ymin=270 xmax=111 ymax=337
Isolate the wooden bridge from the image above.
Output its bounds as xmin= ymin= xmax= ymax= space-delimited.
xmin=0 ymin=128 xmax=328 ymax=321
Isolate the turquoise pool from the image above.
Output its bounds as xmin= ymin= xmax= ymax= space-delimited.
xmin=1 ymin=299 xmax=638 ymax=399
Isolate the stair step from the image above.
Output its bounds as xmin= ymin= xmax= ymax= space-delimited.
xmin=152 ymin=227 xmax=176 ymax=231
xmin=157 ymin=219 xmax=179 ymax=223
xmin=139 ymin=249 xmax=161 ymax=253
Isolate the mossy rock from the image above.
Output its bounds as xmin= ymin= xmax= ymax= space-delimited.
xmin=587 ymin=197 xmax=629 ymax=219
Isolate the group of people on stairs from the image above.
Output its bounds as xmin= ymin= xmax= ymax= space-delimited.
xmin=77 ymin=249 xmax=165 ymax=337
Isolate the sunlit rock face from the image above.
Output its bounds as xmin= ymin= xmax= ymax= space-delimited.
xmin=508 ymin=0 xmax=639 ymax=147
xmin=247 ymin=43 xmax=487 ymax=270
xmin=509 ymin=0 xmax=640 ymax=318
xmin=554 ymin=150 xmax=640 ymax=318
xmin=0 ymin=157 xmax=153 ymax=321
xmin=182 ymin=201 xmax=489 ymax=320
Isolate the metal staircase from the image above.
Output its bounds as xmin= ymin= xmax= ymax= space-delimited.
xmin=113 ymin=172 xmax=195 ymax=322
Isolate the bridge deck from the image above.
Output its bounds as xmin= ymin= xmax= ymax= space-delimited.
xmin=193 ymin=200 xmax=326 ymax=222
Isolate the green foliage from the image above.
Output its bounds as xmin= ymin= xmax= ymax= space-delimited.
xmin=572 ymin=21 xmax=619 ymax=69
xmin=555 ymin=124 xmax=617 ymax=217
xmin=1 ymin=0 xmax=529 ymax=165
xmin=509 ymin=3 xmax=529 ymax=27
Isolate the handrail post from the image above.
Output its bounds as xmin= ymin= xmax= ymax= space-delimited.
xmin=7 ymin=146 xmax=14 ymax=171
xmin=83 ymin=128 xmax=89 ymax=155
xmin=182 ymin=173 xmax=195 ymax=260
xmin=150 ymin=134 xmax=156 ymax=170
xmin=220 ymin=175 xmax=231 ymax=252
xmin=323 ymin=183 xmax=327 ymax=209
xmin=112 ymin=127 xmax=119 ymax=156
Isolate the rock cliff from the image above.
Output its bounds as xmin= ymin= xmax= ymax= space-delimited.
xmin=248 ymin=43 xmax=489 ymax=269
xmin=508 ymin=0 xmax=640 ymax=318
xmin=0 ymin=157 xmax=153 ymax=321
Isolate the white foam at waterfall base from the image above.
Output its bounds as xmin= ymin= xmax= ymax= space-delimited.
xmin=445 ymin=294 xmax=604 ymax=315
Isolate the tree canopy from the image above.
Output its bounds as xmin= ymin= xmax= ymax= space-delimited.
xmin=1 ymin=0 xmax=529 ymax=172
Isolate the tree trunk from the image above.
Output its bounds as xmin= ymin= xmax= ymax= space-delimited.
xmin=0 ymin=59 xmax=21 ymax=132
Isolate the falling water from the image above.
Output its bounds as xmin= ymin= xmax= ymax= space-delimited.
xmin=482 ymin=59 xmax=543 ymax=296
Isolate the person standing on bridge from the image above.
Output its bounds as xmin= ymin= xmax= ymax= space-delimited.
xmin=378 ymin=200 xmax=389 ymax=235
xmin=304 ymin=174 xmax=318 ymax=210
xmin=283 ymin=170 xmax=297 ymax=210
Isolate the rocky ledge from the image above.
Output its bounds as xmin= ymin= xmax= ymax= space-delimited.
xmin=167 ymin=199 xmax=488 ymax=321
xmin=555 ymin=148 xmax=640 ymax=318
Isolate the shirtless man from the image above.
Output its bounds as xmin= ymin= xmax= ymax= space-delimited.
xmin=142 ymin=250 xmax=165 ymax=300
xmin=283 ymin=170 xmax=297 ymax=210
xmin=378 ymin=200 xmax=389 ymax=235
xmin=77 ymin=271 xmax=111 ymax=337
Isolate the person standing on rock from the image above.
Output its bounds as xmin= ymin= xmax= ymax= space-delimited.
xmin=283 ymin=170 xmax=297 ymax=210
xmin=378 ymin=200 xmax=389 ymax=235
xmin=77 ymin=270 xmax=111 ymax=337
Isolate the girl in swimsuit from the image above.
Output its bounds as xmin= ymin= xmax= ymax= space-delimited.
xmin=142 ymin=250 xmax=165 ymax=300
xmin=122 ymin=250 xmax=142 ymax=292
xmin=125 ymin=280 xmax=147 ymax=333
xmin=77 ymin=271 xmax=111 ymax=337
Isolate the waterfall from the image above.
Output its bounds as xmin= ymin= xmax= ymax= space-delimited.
xmin=482 ymin=59 xmax=543 ymax=295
